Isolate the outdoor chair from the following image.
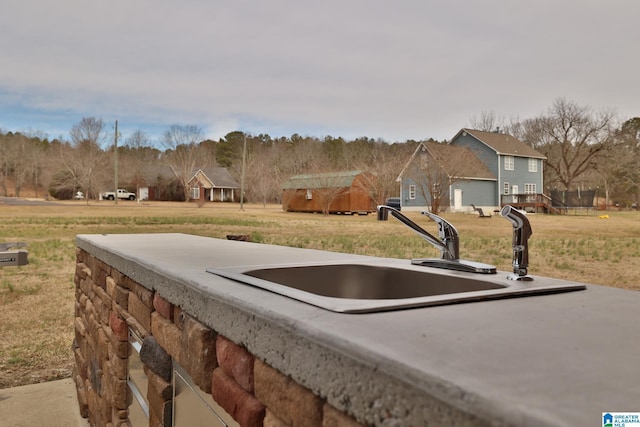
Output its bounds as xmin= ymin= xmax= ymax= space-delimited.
xmin=471 ymin=204 xmax=492 ymax=218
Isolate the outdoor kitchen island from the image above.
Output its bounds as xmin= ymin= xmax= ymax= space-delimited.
xmin=73 ymin=233 xmax=640 ymax=427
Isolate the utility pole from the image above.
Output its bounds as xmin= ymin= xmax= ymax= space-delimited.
xmin=114 ymin=120 xmax=118 ymax=204
xmin=240 ymin=133 xmax=247 ymax=211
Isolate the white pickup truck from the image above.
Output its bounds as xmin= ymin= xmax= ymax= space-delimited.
xmin=101 ymin=189 xmax=136 ymax=201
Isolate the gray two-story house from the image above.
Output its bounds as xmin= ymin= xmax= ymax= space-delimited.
xmin=451 ymin=128 xmax=546 ymax=210
xmin=399 ymin=128 xmax=547 ymax=213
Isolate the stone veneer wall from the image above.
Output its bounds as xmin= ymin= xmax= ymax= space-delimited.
xmin=73 ymin=247 xmax=365 ymax=427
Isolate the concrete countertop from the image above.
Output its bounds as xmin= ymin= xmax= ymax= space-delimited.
xmin=76 ymin=233 xmax=640 ymax=427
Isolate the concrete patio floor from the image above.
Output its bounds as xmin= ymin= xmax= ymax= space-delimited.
xmin=0 ymin=378 xmax=88 ymax=427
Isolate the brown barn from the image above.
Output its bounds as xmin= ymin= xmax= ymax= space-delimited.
xmin=282 ymin=170 xmax=376 ymax=214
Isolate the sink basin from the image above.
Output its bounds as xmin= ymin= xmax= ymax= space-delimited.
xmin=237 ymin=264 xmax=503 ymax=299
xmin=207 ymin=261 xmax=586 ymax=313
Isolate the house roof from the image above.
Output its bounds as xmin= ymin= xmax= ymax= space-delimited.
xmin=189 ymin=167 xmax=240 ymax=189
xmin=398 ymin=142 xmax=495 ymax=181
xmin=428 ymin=143 xmax=496 ymax=179
xmin=454 ymin=128 xmax=546 ymax=159
xmin=143 ymin=165 xmax=176 ymax=184
xmin=283 ymin=170 xmax=366 ymax=190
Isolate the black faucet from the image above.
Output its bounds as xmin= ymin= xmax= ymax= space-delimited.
xmin=500 ymin=205 xmax=533 ymax=281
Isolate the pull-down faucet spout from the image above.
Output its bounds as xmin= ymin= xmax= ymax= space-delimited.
xmin=500 ymin=205 xmax=533 ymax=281
xmin=377 ymin=205 xmax=496 ymax=274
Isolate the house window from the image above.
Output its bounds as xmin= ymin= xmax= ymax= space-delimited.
xmin=409 ymin=185 xmax=416 ymax=200
xmin=306 ymin=189 xmax=313 ymax=200
xmin=503 ymin=182 xmax=510 ymax=195
xmin=528 ymin=158 xmax=537 ymax=172
xmin=504 ymin=156 xmax=514 ymax=171
xmin=190 ymin=186 xmax=200 ymax=200
xmin=525 ymin=184 xmax=536 ymax=202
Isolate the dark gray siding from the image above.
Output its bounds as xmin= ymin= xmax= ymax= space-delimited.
xmin=450 ymin=133 xmax=499 ymax=176
xmin=452 ymin=132 xmax=544 ymax=205
xmin=500 ymin=156 xmax=543 ymax=196
xmin=452 ymin=180 xmax=497 ymax=208
xmin=401 ymin=177 xmax=430 ymax=209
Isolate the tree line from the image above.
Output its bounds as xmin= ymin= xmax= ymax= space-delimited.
xmin=1 ymin=98 xmax=639 ymax=207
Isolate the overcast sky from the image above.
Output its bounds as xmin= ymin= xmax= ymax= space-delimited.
xmin=1 ymin=1 xmax=638 ymax=144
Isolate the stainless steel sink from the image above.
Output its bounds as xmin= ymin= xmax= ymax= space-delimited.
xmin=207 ymin=261 xmax=586 ymax=313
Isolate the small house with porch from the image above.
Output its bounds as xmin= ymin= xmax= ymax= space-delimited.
xmin=188 ymin=167 xmax=240 ymax=202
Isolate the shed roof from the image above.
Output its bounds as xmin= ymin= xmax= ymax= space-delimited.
xmin=455 ymin=128 xmax=546 ymax=159
xmin=283 ymin=170 xmax=366 ymax=190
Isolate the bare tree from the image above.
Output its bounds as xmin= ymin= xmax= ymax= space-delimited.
xmin=469 ymin=110 xmax=526 ymax=139
xmin=519 ymin=98 xmax=617 ymax=191
xmin=402 ymin=142 xmax=482 ymax=214
xmin=245 ymin=142 xmax=281 ymax=206
xmin=468 ymin=110 xmax=502 ymax=132
xmin=603 ymin=117 xmax=640 ymax=206
xmin=348 ymin=140 xmax=416 ymax=205
xmin=10 ymin=133 xmax=31 ymax=197
xmin=123 ymin=129 xmax=158 ymax=200
xmin=161 ymin=125 xmax=208 ymax=201
xmin=404 ymin=143 xmax=450 ymax=214
xmin=36 ymin=144 xmax=56 ymax=199
xmin=0 ymin=132 xmax=48 ymax=197
xmin=279 ymin=135 xmax=326 ymax=176
xmin=0 ymin=132 xmax=16 ymax=196
xmin=60 ymin=117 xmax=109 ymax=202
xmin=308 ymin=171 xmax=349 ymax=215
xmin=70 ymin=117 xmax=108 ymax=147
xmin=22 ymin=130 xmax=50 ymax=198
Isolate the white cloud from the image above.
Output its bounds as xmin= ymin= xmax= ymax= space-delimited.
xmin=1 ymin=0 xmax=638 ymax=142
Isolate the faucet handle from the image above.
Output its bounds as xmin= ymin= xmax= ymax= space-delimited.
xmin=420 ymin=211 xmax=459 ymax=242
xmin=420 ymin=211 xmax=459 ymax=261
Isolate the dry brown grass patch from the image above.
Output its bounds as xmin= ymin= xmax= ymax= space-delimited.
xmin=0 ymin=200 xmax=638 ymax=388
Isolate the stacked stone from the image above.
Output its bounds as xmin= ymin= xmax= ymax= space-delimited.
xmin=74 ymin=248 xmax=133 ymax=427
xmin=73 ymin=248 xmax=364 ymax=427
